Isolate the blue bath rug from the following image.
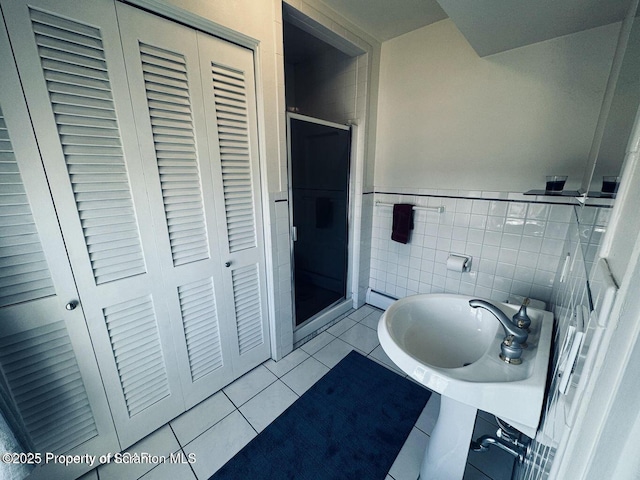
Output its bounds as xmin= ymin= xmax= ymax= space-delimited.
xmin=210 ymin=350 xmax=431 ymax=480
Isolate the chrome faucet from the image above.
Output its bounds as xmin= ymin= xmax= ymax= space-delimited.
xmin=469 ymin=299 xmax=529 ymax=364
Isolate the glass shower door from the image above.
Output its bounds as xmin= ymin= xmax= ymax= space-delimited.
xmin=288 ymin=114 xmax=351 ymax=327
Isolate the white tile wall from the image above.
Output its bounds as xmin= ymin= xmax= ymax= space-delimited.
xmin=369 ymin=192 xmax=572 ymax=305
xmin=356 ymin=193 xmax=374 ymax=305
xmin=271 ymin=199 xmax=294 ymax=359
xmin=514 ymin=203 xmax=613 ymax=480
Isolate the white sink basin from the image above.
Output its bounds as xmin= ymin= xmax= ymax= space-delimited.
xmin=378 ymin=293 xmax=552 ymax=434
xmin=378 ymin=294 xmax=553 ymax=479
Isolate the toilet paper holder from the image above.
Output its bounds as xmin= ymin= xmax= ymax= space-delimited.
xmin=447 ymin=253 xmax=472 ymax=272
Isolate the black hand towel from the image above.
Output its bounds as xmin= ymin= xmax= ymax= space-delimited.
xmin=391 ymin=203 xmax=414 ymax=244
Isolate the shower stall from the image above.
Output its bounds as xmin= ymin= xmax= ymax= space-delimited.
xmin=287 ymin=113 xmax=352 ymax=341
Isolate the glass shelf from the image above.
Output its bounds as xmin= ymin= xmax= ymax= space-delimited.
xmin=585 ymin=191 xmax=617 ymax=199
xmin=523 ymin=189 xmax=581 ymax=197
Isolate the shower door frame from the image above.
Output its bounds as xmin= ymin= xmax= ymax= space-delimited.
xmin=287 ymin=113 xmax=354 ymax=342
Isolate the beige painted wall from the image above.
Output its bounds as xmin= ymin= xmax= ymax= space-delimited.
xmin=375 ymin=19 xmax=620 ymax=193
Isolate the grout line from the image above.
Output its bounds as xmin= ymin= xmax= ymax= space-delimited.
xmin=223 ymin=365 xmax=279 ymax=409
xmin=278 ymin=376 xmax=301 ymax=399
xmin=178 ymin=403 xmax=237 ymax=449
xmin=235 ymin=405 xmax=259 ymax=436
xmin=170 ymin=423 xmax=199 ymax=480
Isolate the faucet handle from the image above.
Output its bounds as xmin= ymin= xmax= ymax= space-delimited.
xmin=512 ymin=298 xmax=531 ymax=331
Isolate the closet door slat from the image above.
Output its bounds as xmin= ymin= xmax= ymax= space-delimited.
xmin=0 ymin=321 xmax=98 ymax=453
xmin=103 ymin=296 xmax=170 ymax=417
xmin=0 ymin=108 xmax=56 ymax=308
xmin=210 ymin=64 xmax=257 ymax=254
xmin=178 ymin=279 xmax=224 ymax=381
xmin=140 ymin=42 xmax=209 ymax=267
xmin=29 ymin=6 xmax=146 ymax=285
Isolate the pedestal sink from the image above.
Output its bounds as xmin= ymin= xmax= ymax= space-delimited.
xmin=377 ymin=294 xmax=553 ymax=480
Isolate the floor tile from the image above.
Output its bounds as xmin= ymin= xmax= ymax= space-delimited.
xmin=347 ymin=305 xmax=377 ymax=321
xmin=239 ymin=380 xmax=298 ymax=432
xmin=313 ymin=338 xmax=355 ymax=368
xmin=170 ymin=390 xmax=236 ymax=446
xmin=280 ymin=356 xmax=330 ymax=395
xmin=139 ymin=460 xmax=197 ymax=480
xmin=263 ymin=348 xmax=309 ymax=377
xmin=223 ymin=364 xmax=277 ymax=407
xmin=183 ymin=410 xmax=256 ymax=479
xmin=368 ymin=344 xmax=405 ymax=375
xmin=98 ymin=425 xmax=180 ymax=480
xmin=339 ymin=322 xmax=380 ymax=354
xmin=326 ymin=317 xmax=358 ymax=337
xmin=299 ymin=331 xmax=334 ymax=355
xmin=360 ymin=308 xmax=383 ymax=330
xmin=387 ymin=427 xmax=429 ymax=480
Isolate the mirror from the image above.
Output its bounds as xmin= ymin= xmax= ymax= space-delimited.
xmin=582 ymin=3 xmax=640 ymax=196
xmin=576 ymin=1 xmax=640 ymax=295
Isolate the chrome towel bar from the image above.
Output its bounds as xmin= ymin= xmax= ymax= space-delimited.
xmin=374 ymin=201 xmax=445 ymax=213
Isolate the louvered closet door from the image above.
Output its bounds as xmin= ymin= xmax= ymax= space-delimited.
xmin=198 ymin=33 xmax=271 ymax=376
xmin=0 ymin=19 xmax=118 ymax=480
xmin=116 ymin=3 xmax=237 ymax=408
xmin=1 ymin=0 xmax=185 ymax=448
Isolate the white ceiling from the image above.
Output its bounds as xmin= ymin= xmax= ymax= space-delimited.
xmin=438 ymin=0 xmax=630 ymax=56
xmin=318 ymin=0 xmax=631 ymax=55
xmin=319 ymin=0 xmax=447 ymax=42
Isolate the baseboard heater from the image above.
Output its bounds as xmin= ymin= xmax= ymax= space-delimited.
xmin=366 ymin=288 xmax=398 ymax=310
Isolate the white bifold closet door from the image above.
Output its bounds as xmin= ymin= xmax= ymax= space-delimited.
xmin=2 ymin=0 xmax=270 ymax=450
xmin=2 ymin=0 xmax=186 ymax=448
xmin=0 ymin=16 xmax=118 ymax=480
xmin=115 ymin=2 xmax=270 ymax=406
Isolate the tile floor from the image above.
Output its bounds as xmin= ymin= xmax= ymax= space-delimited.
xmin=82 ymin=305 xmax=515 ymax=480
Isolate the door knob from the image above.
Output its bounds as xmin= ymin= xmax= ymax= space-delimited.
xmin=225 ymin=261 xmax=231 ymax=268
xmin=65 ymin=301 xmax=78 ymax=311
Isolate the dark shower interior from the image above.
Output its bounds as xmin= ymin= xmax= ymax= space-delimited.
xmin=289 ymin=118 xmax=350 ymax=326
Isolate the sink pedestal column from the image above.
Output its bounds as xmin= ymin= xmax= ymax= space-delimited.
xmin=420 ymin=395 xmax=477 ymax=480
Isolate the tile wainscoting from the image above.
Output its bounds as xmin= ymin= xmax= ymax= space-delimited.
xmin=516 ymin=201 xmax=614 ymax=479
xmin=369 ymin=190 xmax=583 ymax=306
